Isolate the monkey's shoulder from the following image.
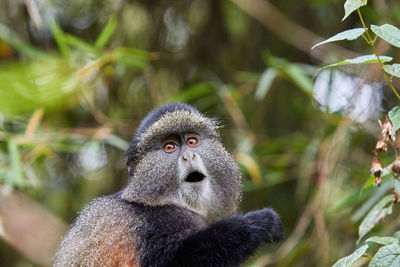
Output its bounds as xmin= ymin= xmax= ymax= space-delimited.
xmin=54 ymin=194 xmax=141 ymax=266
xmin=55 ymin=194 xmax=208 ymax=266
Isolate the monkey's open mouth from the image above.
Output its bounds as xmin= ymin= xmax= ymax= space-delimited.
xmin=185 ymin=171 xmax=205 ymax=183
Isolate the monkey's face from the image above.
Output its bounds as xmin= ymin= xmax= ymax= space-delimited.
xmin=122 ymin=109 xmax=242 ymax=221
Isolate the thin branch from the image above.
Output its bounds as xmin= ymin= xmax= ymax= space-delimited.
xmin=230 ymin=0 xmax=358 ymax=60
xmin=357 ymin=8 xmax=400 ymax=101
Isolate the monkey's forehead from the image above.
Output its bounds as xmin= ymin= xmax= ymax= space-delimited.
xmin=137 ymin=110 xmax=220 ymax=146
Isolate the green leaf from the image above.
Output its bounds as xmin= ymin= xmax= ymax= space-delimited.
xmin=284 ymin=63 xmax=314 ymax=95
xmin=363 ymin=176 xmax=376 ymax=190
xmin=312 ymin=28 xmax=365 ymax=49
xmin=384 ymin=64 xmax=400 ymax=78
xmin=395 ymin=179 xmax=400 ymax=196
xmin=363 ymin=164 xmax=392 ymax=191
xmin=388 ymin=106 xmax=400 ymax=134
xmin=359 ymin=195 xmax=393 ymax=241
xmin=371 ymin=24 xmax=400 ymax=48
xmin=65 ymin=34 xmax=97 ymax=54
xmin=0 ymin=23 xmax=49 ymax=59
xmin=255 ymin=68 xmax=278 ymax=100
xmin=112 ymin=47 xmax=153 ymax=70
xmin=343 ymin=0 xmax=368 ymax=21
xmin=7 ymin=140 xmax=24 ymax=186
xmin=95 ymin=17 xmax=117 ymax=50
xmin=369 ymin=244 xmax=400 ymax=267
xmin=173 ymin=82 xmax=214 ymax=102
xmin=366 ymin=236 xmax=399 ymax=246
xmin=265 ymin=55 xmax=313 ymax=95
xmin=50 ymin=22 xmax=70 ymax=57
xmin=352 ymin=179 xmax=392 ymax=222
xmin=332 ymin=182 xmax=377 ymax=213
xmin=394 ymin=231 xmax=400 ymax=241
xmin=319 ymin=55 xmax=392 ymax=70
xmin=235 ymin=71 xmax=261 ymax=83
xmin=104 ymin=134 xmax=129 ymax=150
xmin=0 ymin=57 xmax=80 ymax=115
xmin=332 ymin=245 xmax=369 ymax=267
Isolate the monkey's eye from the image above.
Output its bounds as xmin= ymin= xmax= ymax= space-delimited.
xmin=186 ymin=137 xmax=199 ymax=147
xmin=163 ymin=142 xmax=177 ymax=153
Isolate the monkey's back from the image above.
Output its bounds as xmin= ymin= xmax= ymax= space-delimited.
xmin=54 ymin=193 xmax=141 ymax=266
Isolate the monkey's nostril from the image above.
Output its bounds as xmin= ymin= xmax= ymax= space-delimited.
xmin=185 ymin=171 xmax=205 ymax=183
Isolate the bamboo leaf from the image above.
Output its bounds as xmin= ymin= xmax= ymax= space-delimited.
xmin=65 ymin=34 xmax=97 ymax=54
xmin=255 ymin=68 xmax=278 ymax=100
xmin=0 ymin=57 xmax=80 ymax=115
xmin=284 ymin=64 xmax=313 ymax=95
xmin=312 ymin=28 xmax=365 ymax=49
xmin=50 ymin=22 xmax=70 ymax=57
xmin=0 ymin=23 xmax=48 ymax=59
xmin=173 ymin=83 xmax=214 ymax=102
xmin=104 ymin=134 xmax=129 ymax=150
xmin=7 ymin=140 xmax=24 ymax=186
xmin=95 ymin=17 xmax=117 ymax=50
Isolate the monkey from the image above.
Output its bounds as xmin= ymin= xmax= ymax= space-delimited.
xmin=54 ymin=102 xmax=283 ymax=267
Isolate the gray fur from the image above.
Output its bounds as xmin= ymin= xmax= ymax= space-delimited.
xmin=122 ymin=109 xmax=242 ymax=220
xmin=54 ymin=106 xmax=243 ymax=265
xmin=54 ymin=196 xmax=140 ymax=266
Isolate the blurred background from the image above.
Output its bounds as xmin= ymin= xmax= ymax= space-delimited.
xmin=0 ymin=0 xmax=400 ymax=266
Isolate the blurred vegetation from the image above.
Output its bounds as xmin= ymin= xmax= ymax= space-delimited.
xmin=0 ymin=0 xmax=400 ymax=266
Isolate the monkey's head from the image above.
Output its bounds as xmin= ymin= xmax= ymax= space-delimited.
xmin=122 ymin=103 xmax=242 ymax=221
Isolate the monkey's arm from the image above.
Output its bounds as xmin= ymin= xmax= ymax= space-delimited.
xmin=172 ymin=208 xmax=283 ymax=266
xmin=139 ymin=207 xmax=283 ymax=267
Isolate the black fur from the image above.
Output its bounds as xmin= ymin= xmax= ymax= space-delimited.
xmin=55 ymin=103 xmax=284 ymax=267
xmin=126 ymin=103 xmax=199 ymax=171
xmin=134 ymin=201 xmax=283 ymax=267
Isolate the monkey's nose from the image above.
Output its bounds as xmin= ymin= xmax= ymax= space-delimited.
xmin=181 ymin=149 xmax=196 ymax=162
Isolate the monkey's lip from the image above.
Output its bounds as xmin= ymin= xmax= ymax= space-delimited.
xmin=185 ymin=171 xmax=206 ymax=183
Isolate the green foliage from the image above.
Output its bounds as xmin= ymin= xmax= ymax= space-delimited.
xmin=394 ymin=179 xmax=400 ymax=195
xmin=0 ymin=15 xmax=153 ymax=195
xmin=94 ymin=17 xmax=117 ymax=50
xmin=343 ymin=0 xmax=367 ymax=21
xmin=7 ymin=140 xmax=23 ymax=187
xmin=1 ymin=0 xmax=400 ymax=266
xmin=371 ymin=24 xmax=400 ymax=48
xmin=366 ymin=236 xmax=398 ymax=246
xmin=0 ymin=23 xmax=49 ymax=59
xmin=263 ymin=55 xmax=314 ymax=96
xmin=332 ymin=245 xmax=368 ymax=267
xmin=384 ymin=64 xmax=400 ymax=78
xmin=312 ymin=28 xmax=365 ymax=49
xmin=358 ymin=195 xmax=393 ymax=241
xmin=0 ymin=57 xmax=78 ymax=115
xmin=389 ymin=106 xmax=400 ymax=134
xmin=369 ymin=244 xmax=400 ymax=267
xmin=254 ymin=68 xmax=278 ymax=100
xmin=319 ymin=54 xmax=392 ymax=70
xmin=316 ymin=0 xmax=400 ymax=265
